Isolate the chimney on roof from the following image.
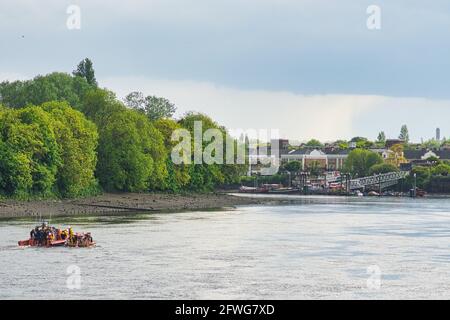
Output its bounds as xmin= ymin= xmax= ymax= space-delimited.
xmin=436 ymin=128 xmax=441 ymax=142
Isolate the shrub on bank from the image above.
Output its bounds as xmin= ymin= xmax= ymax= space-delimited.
xmin=369 ymin=163 xmax=399 ymax=175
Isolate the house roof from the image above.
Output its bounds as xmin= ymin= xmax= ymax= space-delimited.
xmin=287 ymin=148 xmax=350 ymax=156
xmin=327 ymin=149 xmax=351 ymax=155
xmin=404 ymin=149 xmax=450 ymax=160
xmin=404 ymin=150 xmax=425 ymax=159
xmin=437 ymin=150 xmax=450 ymax=159
xmin=288 ymin=149 xmax=310 ymax=155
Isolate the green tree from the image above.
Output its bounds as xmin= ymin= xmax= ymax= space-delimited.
xmin=124 ymin=91 xmax=176 ymax=121
xmin=154 ymin=118 xmax=191 ymax=191
xmin=82 ymin=90 xmax=167 ymax=192
xmin=369 ymin=163 xmax=399 ymax=175
xmin=81 ymin=88 xmax=123 ymax=123
xmin=73 ymin=58 xmax=98 ymax=86
xmin=41 ymin=101 xmax=99 ymax=197
xmin=96 ymin=109 xmax=160 ymax=191
xmin=0 ymin=106 xmax=61 ymax=196
xmin=431 ymin=163 xmax=450 ymax=176
xmin=0 ymin=141 xmax=33 ymax=197
xmin=408 ymin=166 xmax=431 ymax=189
xmin=334 ymin=140 xmax=349 ymax=149
xmin=421 ymin=138 xmax=441 ymax=149
xmin=178 ymin=112 xmax=246 ymax=190
xmin=399 ymin=125 xmax=409 ymax=143
xmin=343 ymin=149 xmax=383 ymax=177
xmin=179 ymin=112 xmax=224 ymax=191
xmin=0 ymin=73 xmax=94 ymax=110
xmin=283 ymin=161 xmax=302 ymax=173
xmin=0 ymin=102 xmax=99 ymax=198
xmin=304 ymin=139 xmax=323 ymax=148
xmin=350 ymin=137 xmax=374 ymax=149
xmin=376 ymin=131 xmax=386 ymax=145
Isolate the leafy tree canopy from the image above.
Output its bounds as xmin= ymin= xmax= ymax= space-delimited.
xmin=343 ymin=149 xmax=383 ymax=177
xmin=0 ymin=72 xmax=94 ymax=110
xmin=377 ymin=131 xmax=386 ymax=144
xmin=124 ymin=91 xmax=176 ymax=121
xmin=73 ymin=58 xmax=98 ymax=86
xmin=369 ymin=163 xmax=399 ymax=175
xmin=0 ymin=102 xmax=98 ymax=198
xmin=304 ymin=139 xmax=323 ymax=148
xmin=283 ymin=161 xmax=302 ymax=173
xmin=41 ymin=101 xmax=99 ymax=197
xmin=431 ymin=163 xmax=450 ymax=176
xmin=399 ymin=124 xmax=409 ymax=143
xmin=349 ymin=136 xmax=375 ymax=149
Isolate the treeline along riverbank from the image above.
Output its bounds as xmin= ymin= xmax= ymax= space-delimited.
xmin=0 ymin=59 xmax=246 ymax=200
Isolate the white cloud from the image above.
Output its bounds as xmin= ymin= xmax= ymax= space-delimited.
xmin=101 ymin=76 xmax=391 ymax=141
xmin=102 ymin=76 xmax=450 ymax=142
xmin=2 ymin=71 xmax=448 ymax=142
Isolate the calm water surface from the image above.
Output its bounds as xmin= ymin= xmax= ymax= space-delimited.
xmin=1 ymin=195 xmax=450 ymax=299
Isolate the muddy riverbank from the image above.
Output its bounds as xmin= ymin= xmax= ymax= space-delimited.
xmin=0 ymin=192 xmax=272 ymax=218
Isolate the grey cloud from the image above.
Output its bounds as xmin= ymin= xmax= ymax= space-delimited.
xmin=0 ymin=0 xmax=449 ymax=99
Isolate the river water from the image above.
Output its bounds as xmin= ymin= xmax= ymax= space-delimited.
xmin=1 ymin=195 xmax=450 ymax=299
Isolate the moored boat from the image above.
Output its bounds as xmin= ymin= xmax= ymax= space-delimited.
xmin=268 ymin=187 xmax=300 ymax=194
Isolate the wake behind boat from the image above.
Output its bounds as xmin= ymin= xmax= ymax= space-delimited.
xmin=18 ymin=222 xmax=95 ymax=248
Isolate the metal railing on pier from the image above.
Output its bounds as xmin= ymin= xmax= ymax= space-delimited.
xmin=349 ymin=171 xmax=409 ymax=190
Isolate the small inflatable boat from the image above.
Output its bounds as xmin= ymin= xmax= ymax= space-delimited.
xmin=18 ymin=223 xmax=95 ymax=248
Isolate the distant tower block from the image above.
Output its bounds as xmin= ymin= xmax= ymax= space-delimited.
xmin=436 ymin=128 xmax=441 ymax=141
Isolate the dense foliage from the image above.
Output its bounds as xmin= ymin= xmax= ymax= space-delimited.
xmin=404 ymin=163 xmax=450 ymax=192
xmin=0 ymin=72 xmax=94 ymax=110
xmin=0 ymin=103 xmax=98 ymax=198
xmin=368 ymin=163 xmax=399 ymax=175
xmin=73 ymin=58 xmax=98 ymax=86
xmin=282 ymin=161 xmax=302 ymax=173
xmin=343 ymin=149 xmax=383 ymax=177
xmin=124 ymin=91 xmax=177 ymax=121
xmin=41 ymin=102 xmax=99 ymax=197
xmin=81 ymin=89 xmax=168 ymax=192
xmin=0 ymin=60 xmax=247 ymax=197
xmin=178 ymin=112 xmax=246 ymax=191
xmin=154 ymin=118 xmax=191 ymax=191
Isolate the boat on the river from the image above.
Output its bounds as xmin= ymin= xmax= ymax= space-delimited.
xmin=239 ymin=183 xmax=285 ymax=194
xmin=268 ymin=187 xmax=300 ymax=194
xmin=18 ymin=223 xmax=95 ymax=248
xmin=239 ymin=186 xmax=270 ymax=193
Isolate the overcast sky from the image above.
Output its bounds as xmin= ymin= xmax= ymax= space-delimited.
xmin=1 ymin=0 xmax=449 ymax=142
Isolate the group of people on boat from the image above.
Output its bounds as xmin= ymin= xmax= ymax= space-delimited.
xmin=28 ymin=222 xmax=93 ymax=247
xmin=66 ymin=231 xmax=94 ymax=247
